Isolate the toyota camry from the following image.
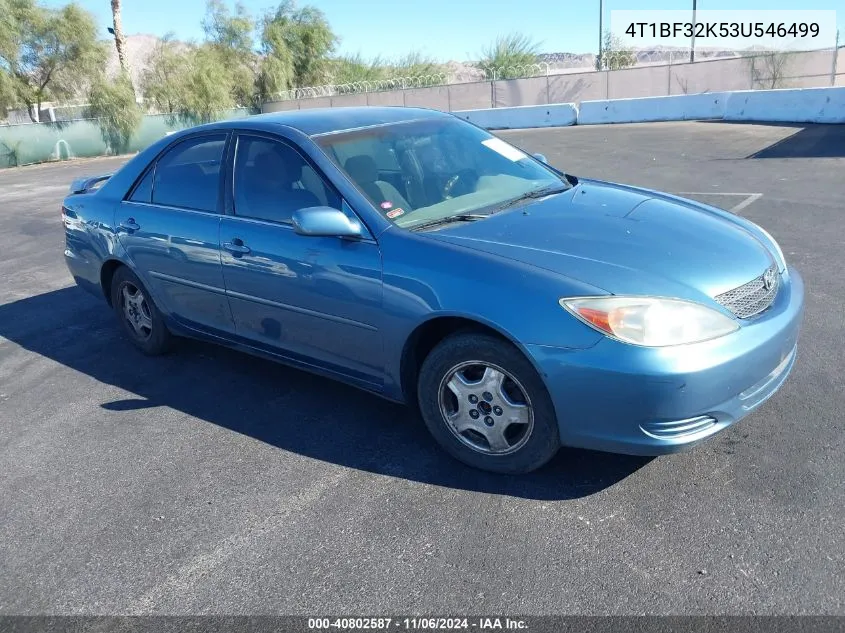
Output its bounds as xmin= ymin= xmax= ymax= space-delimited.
xmin=62 ymin=107 xmax=804 ymax=473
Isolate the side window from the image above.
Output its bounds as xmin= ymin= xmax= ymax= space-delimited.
xmin=233 ymin=136 xmax=341 ymax=224
xmin=152 ymin=135 xmax=226 ymax=212
xmin=128 ymin=168 xmax=154 ymax=203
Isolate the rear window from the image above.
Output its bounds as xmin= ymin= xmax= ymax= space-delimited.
xmin=152 ymin=135 xmax=226 ymax=212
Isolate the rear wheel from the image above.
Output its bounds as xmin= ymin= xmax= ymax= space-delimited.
xmin=417 ymin=332 xmax=560 ymax=474
xmin=110 ymin=266 xmax=172 ymax=355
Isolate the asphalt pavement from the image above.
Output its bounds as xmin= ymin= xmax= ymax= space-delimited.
xmin=0 ymin=121 xmax=843 ymax=615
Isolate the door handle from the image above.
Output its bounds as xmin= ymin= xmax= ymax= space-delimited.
xmin=119 ymin=218 xmax=140 ymax=232
xmin=223 ymin=239 xmax=251 ymax=255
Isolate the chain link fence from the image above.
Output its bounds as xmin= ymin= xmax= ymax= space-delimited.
xmin=262 ymin=47 xmax=843 ymax=113
xmin=264 ymin=51 xmax=770 ymax=102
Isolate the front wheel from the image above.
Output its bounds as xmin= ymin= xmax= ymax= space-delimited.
xmin=110 ymin=266 xmax=173 ymax=356
xmin=417 ymin=333 xmax=560 ymax=474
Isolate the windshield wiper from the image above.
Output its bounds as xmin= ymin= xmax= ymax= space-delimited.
xmin=408 ymin=213 xmax=489 ymax=232
xmin=490 ymin=183 xmax=570 ymax=214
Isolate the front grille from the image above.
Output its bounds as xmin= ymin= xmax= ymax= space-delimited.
xmin=714 ymin=266 xmax=779 ymax=319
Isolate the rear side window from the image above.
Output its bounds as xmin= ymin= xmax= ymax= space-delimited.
xmin=129 ymin=169 xmax=153 ymax=203
xmin=152 ymin=135 xmax=226 ymax=212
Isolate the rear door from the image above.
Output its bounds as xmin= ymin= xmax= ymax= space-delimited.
xmin=116 ymin=132 xmax=235 ymax=336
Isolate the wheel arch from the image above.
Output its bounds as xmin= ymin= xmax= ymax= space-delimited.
xmin=99 ymin=258 xmax=128 ymax=306
xmin=398 ymin=314 xmax=547 ymax=406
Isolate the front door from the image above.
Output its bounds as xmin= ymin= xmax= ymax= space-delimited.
xmin=219 ymin=133 xmax=383 ymax=387
xmin=116 ymin=132 xmax=234 ymax=335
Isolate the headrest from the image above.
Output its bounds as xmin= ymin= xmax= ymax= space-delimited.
xmin=344 ymin=155 xmax=378 ymax=184
xmin=252 ymin=148 xmax=303 ymax=186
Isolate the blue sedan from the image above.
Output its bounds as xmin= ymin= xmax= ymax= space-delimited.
xmin=62 ymin=107 xmax=804 ymax=473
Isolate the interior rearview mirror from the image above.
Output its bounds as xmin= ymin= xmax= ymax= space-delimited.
xmin=532 ymin=153 xmax=548 ymax=164
xmin=292 ymin=207 xmax=363 ymax=238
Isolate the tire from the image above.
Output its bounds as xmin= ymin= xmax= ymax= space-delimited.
xmin=110 ymin=266 xmax=173 ymax=356
xmin=417 ymin=332 xmax=560 ymax=474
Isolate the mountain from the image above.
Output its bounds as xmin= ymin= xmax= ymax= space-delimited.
xmin=104 ymin=34 xmax=166 ymax=91
xmin=107 ymin=34 xmax=746 ymax=95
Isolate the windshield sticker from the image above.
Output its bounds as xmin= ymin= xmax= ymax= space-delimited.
xmin=482 ymin=138 xmax=527 ymax=162
xmin=386 ymin=208 xmax=405 ymax=219
xmin=380 ymin=201 xmax=393 ymax=209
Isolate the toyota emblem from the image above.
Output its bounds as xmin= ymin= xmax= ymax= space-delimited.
xmin=763 ymin=268 xmax=776 ymax=291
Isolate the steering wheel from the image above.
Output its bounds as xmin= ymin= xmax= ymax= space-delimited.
xmin=442 ymin=169 xmax=477 ymax=199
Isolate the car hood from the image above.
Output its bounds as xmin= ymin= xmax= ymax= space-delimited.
xmin=425 ymin=180 xmax=775 ymax=302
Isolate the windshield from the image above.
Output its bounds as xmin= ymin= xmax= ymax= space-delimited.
xmin=314 ymin=118 xmax=570 ymax=229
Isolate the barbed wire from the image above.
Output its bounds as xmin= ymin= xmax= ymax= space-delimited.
xmin=267 ymin=63 xmax=565 ymax=101
xmin=270 ymin=73 xmax=452 ymax=100
xmin=265 ymin=55 xmax=757 ymax=101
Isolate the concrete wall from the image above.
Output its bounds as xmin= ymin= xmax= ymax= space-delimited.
xmin=329 ymin=93 xmax=368 ymax=108
xmin=724 ymin=87 xmax=845 ymax=123
xmin=668 ymin=57 xmax=752 ymax=94
xmin=261 ymin=48 xmax=842 ymax=115
xmin=578 ymin=93 xmax=728 ymax=125
xmin=548 ymin=71 xmax=607 ymax=104
xmin=607 ymin=65 xmax=671 ymax=100
xmin=447 ymin=82 xmax=492 ymax=111
xmin=494 ymin=77 xmax=549 ymax=108
xmin=403 ymin=86 xmax=451 ymax=110
xmin=455 ymin=103 xmax=578 ymax=129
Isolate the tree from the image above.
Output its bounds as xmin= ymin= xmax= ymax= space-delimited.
xmin=477 ymin=33 xmax=541 ymax=80
xmin=141 ymin=35 xmax=236 ymax=125
xmin=140 ymin=34 xmax=189 ymax=116
xmin=201 ymin=0 xmax=259 ymax=108
xmin=329 ymin=53 xmax=386 ymax=86
xmin=601 ymin=31 xmax=636 ymax=70
xmin=0 ymin=0 xmax=106 ymax=121
xmin=110 ymin=0 xmax=130 ymax=76
xmin=325 ymin=51 xmax=445 ymax=93
xmin=260 ymin=1 xmax=337 ymax=90
xmin=749 ymin=51 xmax=793 ymax=89
xmin=203 ymin=0 xmax=255 ymax=54
xmin=179 ymin=45 xmax=237 ymax=123
xmin=389 ymin=52 xmax=444 ymax=84
xmin=1 ymin=68 xmax=18 ymax=115
xmin=87 ymin=73 xmax=141 ymax=154
xmin=255 ymin=51 xmax=294 ymax=101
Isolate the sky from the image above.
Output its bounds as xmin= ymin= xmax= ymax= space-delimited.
xmin=45 ymin=0 xmax=845 ymax=61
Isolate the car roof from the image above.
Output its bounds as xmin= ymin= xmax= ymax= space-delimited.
xmin=204 ymin=106 xmax=453 ymax=137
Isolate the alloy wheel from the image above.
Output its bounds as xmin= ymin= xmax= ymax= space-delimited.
xmin=120 ymin=282 xmax=153 ymax=341
xmin=438 ymin=361 xmax=534 ymax=455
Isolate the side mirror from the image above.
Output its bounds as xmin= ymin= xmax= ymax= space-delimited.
xmin=292 ymin=206 xmax=363 ymax=238
xmin=532 ymin=153 xmax=548 ymax=164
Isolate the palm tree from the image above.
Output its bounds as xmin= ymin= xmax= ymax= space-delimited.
xmin=110 ymin=0 xmax=130 ymax=76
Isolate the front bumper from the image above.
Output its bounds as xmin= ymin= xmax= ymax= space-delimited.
xmin=527 ymin=267 xmax=805 ymax=456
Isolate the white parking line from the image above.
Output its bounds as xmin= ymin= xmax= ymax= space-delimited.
xmin=675 ymin=192 xmax=764 ymax=215
xmin=728 ymin=193 xmax=764 ymax=214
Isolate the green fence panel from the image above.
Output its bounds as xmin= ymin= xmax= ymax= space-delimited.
xmin=0 ymin=109 xmax=253 ymax=169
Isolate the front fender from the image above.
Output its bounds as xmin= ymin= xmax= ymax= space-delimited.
xmin=378 ymin=229 xmax=605 ymax=401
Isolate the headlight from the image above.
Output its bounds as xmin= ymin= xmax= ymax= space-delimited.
xmin=560 ymin=296 xmax=739 ymax=347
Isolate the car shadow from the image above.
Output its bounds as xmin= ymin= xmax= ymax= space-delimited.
xmin=0 ymin=286 xmax=652 ymax=500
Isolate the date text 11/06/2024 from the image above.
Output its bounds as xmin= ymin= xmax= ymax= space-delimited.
xmin=308 ymin=617 xmax=529 ymax=630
